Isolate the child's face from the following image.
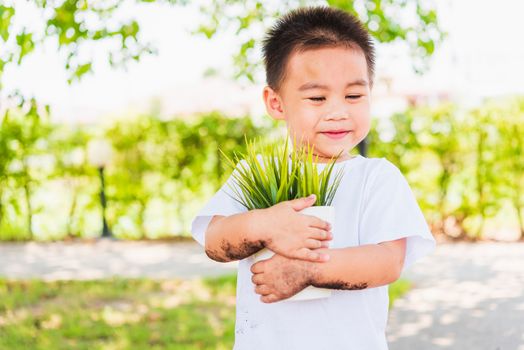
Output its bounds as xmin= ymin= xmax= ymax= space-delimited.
xmin=263 ymin=46 xmax=371 ymax=162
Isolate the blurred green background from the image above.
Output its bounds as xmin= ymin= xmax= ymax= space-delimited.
xmin=0 ymin=0 xmax=522 ymax=242
xmin=1 ymin=98 xmax=523 ymax=242
xmin=1 ymin=0 xmax=524 ymax=349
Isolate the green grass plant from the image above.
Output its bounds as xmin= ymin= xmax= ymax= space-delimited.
xmin=220 ymin=135 xmax=346 ymax=210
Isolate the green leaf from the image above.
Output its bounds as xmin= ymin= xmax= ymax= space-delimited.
xmin=0 ymin=5 xmax=15 ymax=42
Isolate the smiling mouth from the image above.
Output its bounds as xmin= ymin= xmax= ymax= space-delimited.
xmin=321 ymin=131 xmax=350 ymax=139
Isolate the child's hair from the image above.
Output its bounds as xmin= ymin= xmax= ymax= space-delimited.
xmin=262 ymin=6 xmax=375 ymax=92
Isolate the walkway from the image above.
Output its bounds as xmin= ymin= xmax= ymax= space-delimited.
xmin=1 ymin=240 xmax=523 ymax=349
xmin=387 ymin=242 xmax=524 ymax=349
xmin=0 ymin=239 xmax=237 ymax=281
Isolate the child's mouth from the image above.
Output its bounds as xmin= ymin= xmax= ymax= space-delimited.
xmin=321 ymin=131 xmax=350 ymax=139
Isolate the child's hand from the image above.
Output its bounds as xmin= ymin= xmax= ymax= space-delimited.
xmin=258 ymin=194 xmax=332 ymax=262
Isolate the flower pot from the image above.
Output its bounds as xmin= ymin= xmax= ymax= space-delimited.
xmin=252 ymin=205 xmax=335 ymax=302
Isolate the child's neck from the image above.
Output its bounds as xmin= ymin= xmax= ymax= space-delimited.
xmin=288 ymin=151 xmax=355 ymax=164
xmin=314 ymin=153 xmax=355 ymax=163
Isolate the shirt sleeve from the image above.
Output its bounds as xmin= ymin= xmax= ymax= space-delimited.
xmin=358 ymin=158 xmax=436 ymax=272
xmin=190 ymin=161 xmax=248 ymax=247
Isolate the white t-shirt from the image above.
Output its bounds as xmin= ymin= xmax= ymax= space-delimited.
xmin=191 ymin=154 xmax=436 ymax=350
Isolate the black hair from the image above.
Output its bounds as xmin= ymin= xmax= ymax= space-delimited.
xmin=262 ymin=6 xmax=375 ymax=92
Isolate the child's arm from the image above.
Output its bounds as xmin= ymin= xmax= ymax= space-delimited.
xmin=204 ymin=211 xmax=265 ymax=262
xmin=204 ymin=195 xmax=333 ymax=263
xmin=250 ymin=238 xmax=406 ymax=303
xmin=308 ymin=238 xmax=406 ymax=289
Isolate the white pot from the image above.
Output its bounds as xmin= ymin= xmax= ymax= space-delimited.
xmin=252 ymin=205 xmax=335 ymax=302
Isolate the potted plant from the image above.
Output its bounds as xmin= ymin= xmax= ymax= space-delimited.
xmin=220 ymin=134 xmax=346 ymax=301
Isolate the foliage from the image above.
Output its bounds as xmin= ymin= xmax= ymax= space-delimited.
xmin=369 ymin=97 xmax=524 ymax=240
xmin=221 ymin=135 xmax=344 ymax=210
xmin=4 ymin=1 xmax=523 ymax=242
xmin=194 ymin=0 xmax=445 ymax=82
xmin=0 ymin=1 xmax=443 ymax=89
xmin=0 ymin=0 xmax=446 ymax=240
xmin=48 ymin=125 xmax=97 ymax=238
xmin=102 ymin=112 xmax=274 ymax=238
xmin=0 ymin=0 xmax=182 ymax=86
xmin=494 ymin=98 xmax=524 ymax=238
xmin=1 ymin=98 xmax=524 ymax=241
xmin=0 ymin=275 xmax=410 ymax=348
xmin=0 ymin=96 xmax=51 ymax=239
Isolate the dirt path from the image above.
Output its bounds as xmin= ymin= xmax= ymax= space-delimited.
xmin=387 ymin=242 xmax=524 ymax=350
xmin=0 ymin=240 xmax=237 ymax=281
xmin=1 ymin=239 xmax=523 ymax=349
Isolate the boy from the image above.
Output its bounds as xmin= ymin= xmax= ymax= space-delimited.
xmin=191 ymin=6 xmax=435 ymax=349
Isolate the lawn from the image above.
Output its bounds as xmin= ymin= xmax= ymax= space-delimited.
xmin=0 ymin=275 xmax=410 ymax=349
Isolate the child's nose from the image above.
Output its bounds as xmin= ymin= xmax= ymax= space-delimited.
xmin=323 ymin=110 xmax=350 ymax=121
xmin=322 ymin=101 xmax=351 ymax=121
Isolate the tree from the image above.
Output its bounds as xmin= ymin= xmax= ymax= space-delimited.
xmin=0 ymin=110 xmax=15 ymax=230
xmin=48 ymin=125 xmax=94 ymax=237
xmin=367 ymin=109 xmax=422 ymax=175
xmin=160 ymin=112 xmax=276 ymax=232
xmin=195 ymin=0 xmax=444 ymax=82
xmin=0 ymin=0 xmax=443 ymax=90
xmin=106 ymin=115 xmax=157 ymax=238
xmin=0 ymin=97 xmax=51 ymax=238
xmin=416 ymin=103 xmax=463 ymax=236
xmin=494 ymin=97 xmax=524 ymax=240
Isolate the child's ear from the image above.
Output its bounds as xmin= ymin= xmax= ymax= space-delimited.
xmin=262 ymin=86 xmax=286 ymax=121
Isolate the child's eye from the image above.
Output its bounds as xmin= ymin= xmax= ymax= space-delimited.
xmin=346 ymin=95 xmax=362 ymax=100
xmin=308 ymin=97 xmax=325 ymax=102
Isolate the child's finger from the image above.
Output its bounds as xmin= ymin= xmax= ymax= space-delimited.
xmin=317 ymin=253 xmax=330 ymax=262
xmin=261 ymin=294 xmax=279 ymax=303
xmin=304 ymin=215 xmax=331 ymax=231
xmin=305 ymin=238 xmax=323 ymax=249
xmin=255 ymin=284 xmax=271 ymax=296
xmin=296 ymin=247 xmax=318 ymax=261
xmin=320 ymin=240 xmax=330 ymax=248
xmin=297 ymin=248 xmax=330 ymax=262
xmin=288 ymin=194 xmax=316 ymax=211
xmin=308 ymin=228 xmax=332 ymax=240
xmin=251 ymin=273 xmax=264 ymax=285
xmin=250 ymin=261 xmax=265 ymax=274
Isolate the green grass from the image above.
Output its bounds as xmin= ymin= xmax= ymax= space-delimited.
xmin=388 ymin=278 xmax=412 ymax=309
xmin=221 ymin=135 xmax=345 ymax=210
xmin=0 ymin=275 xmax=410 ymax=349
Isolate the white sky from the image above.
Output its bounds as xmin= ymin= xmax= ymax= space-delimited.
xmin=1 ymin=0 xmax=524 ymax=124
